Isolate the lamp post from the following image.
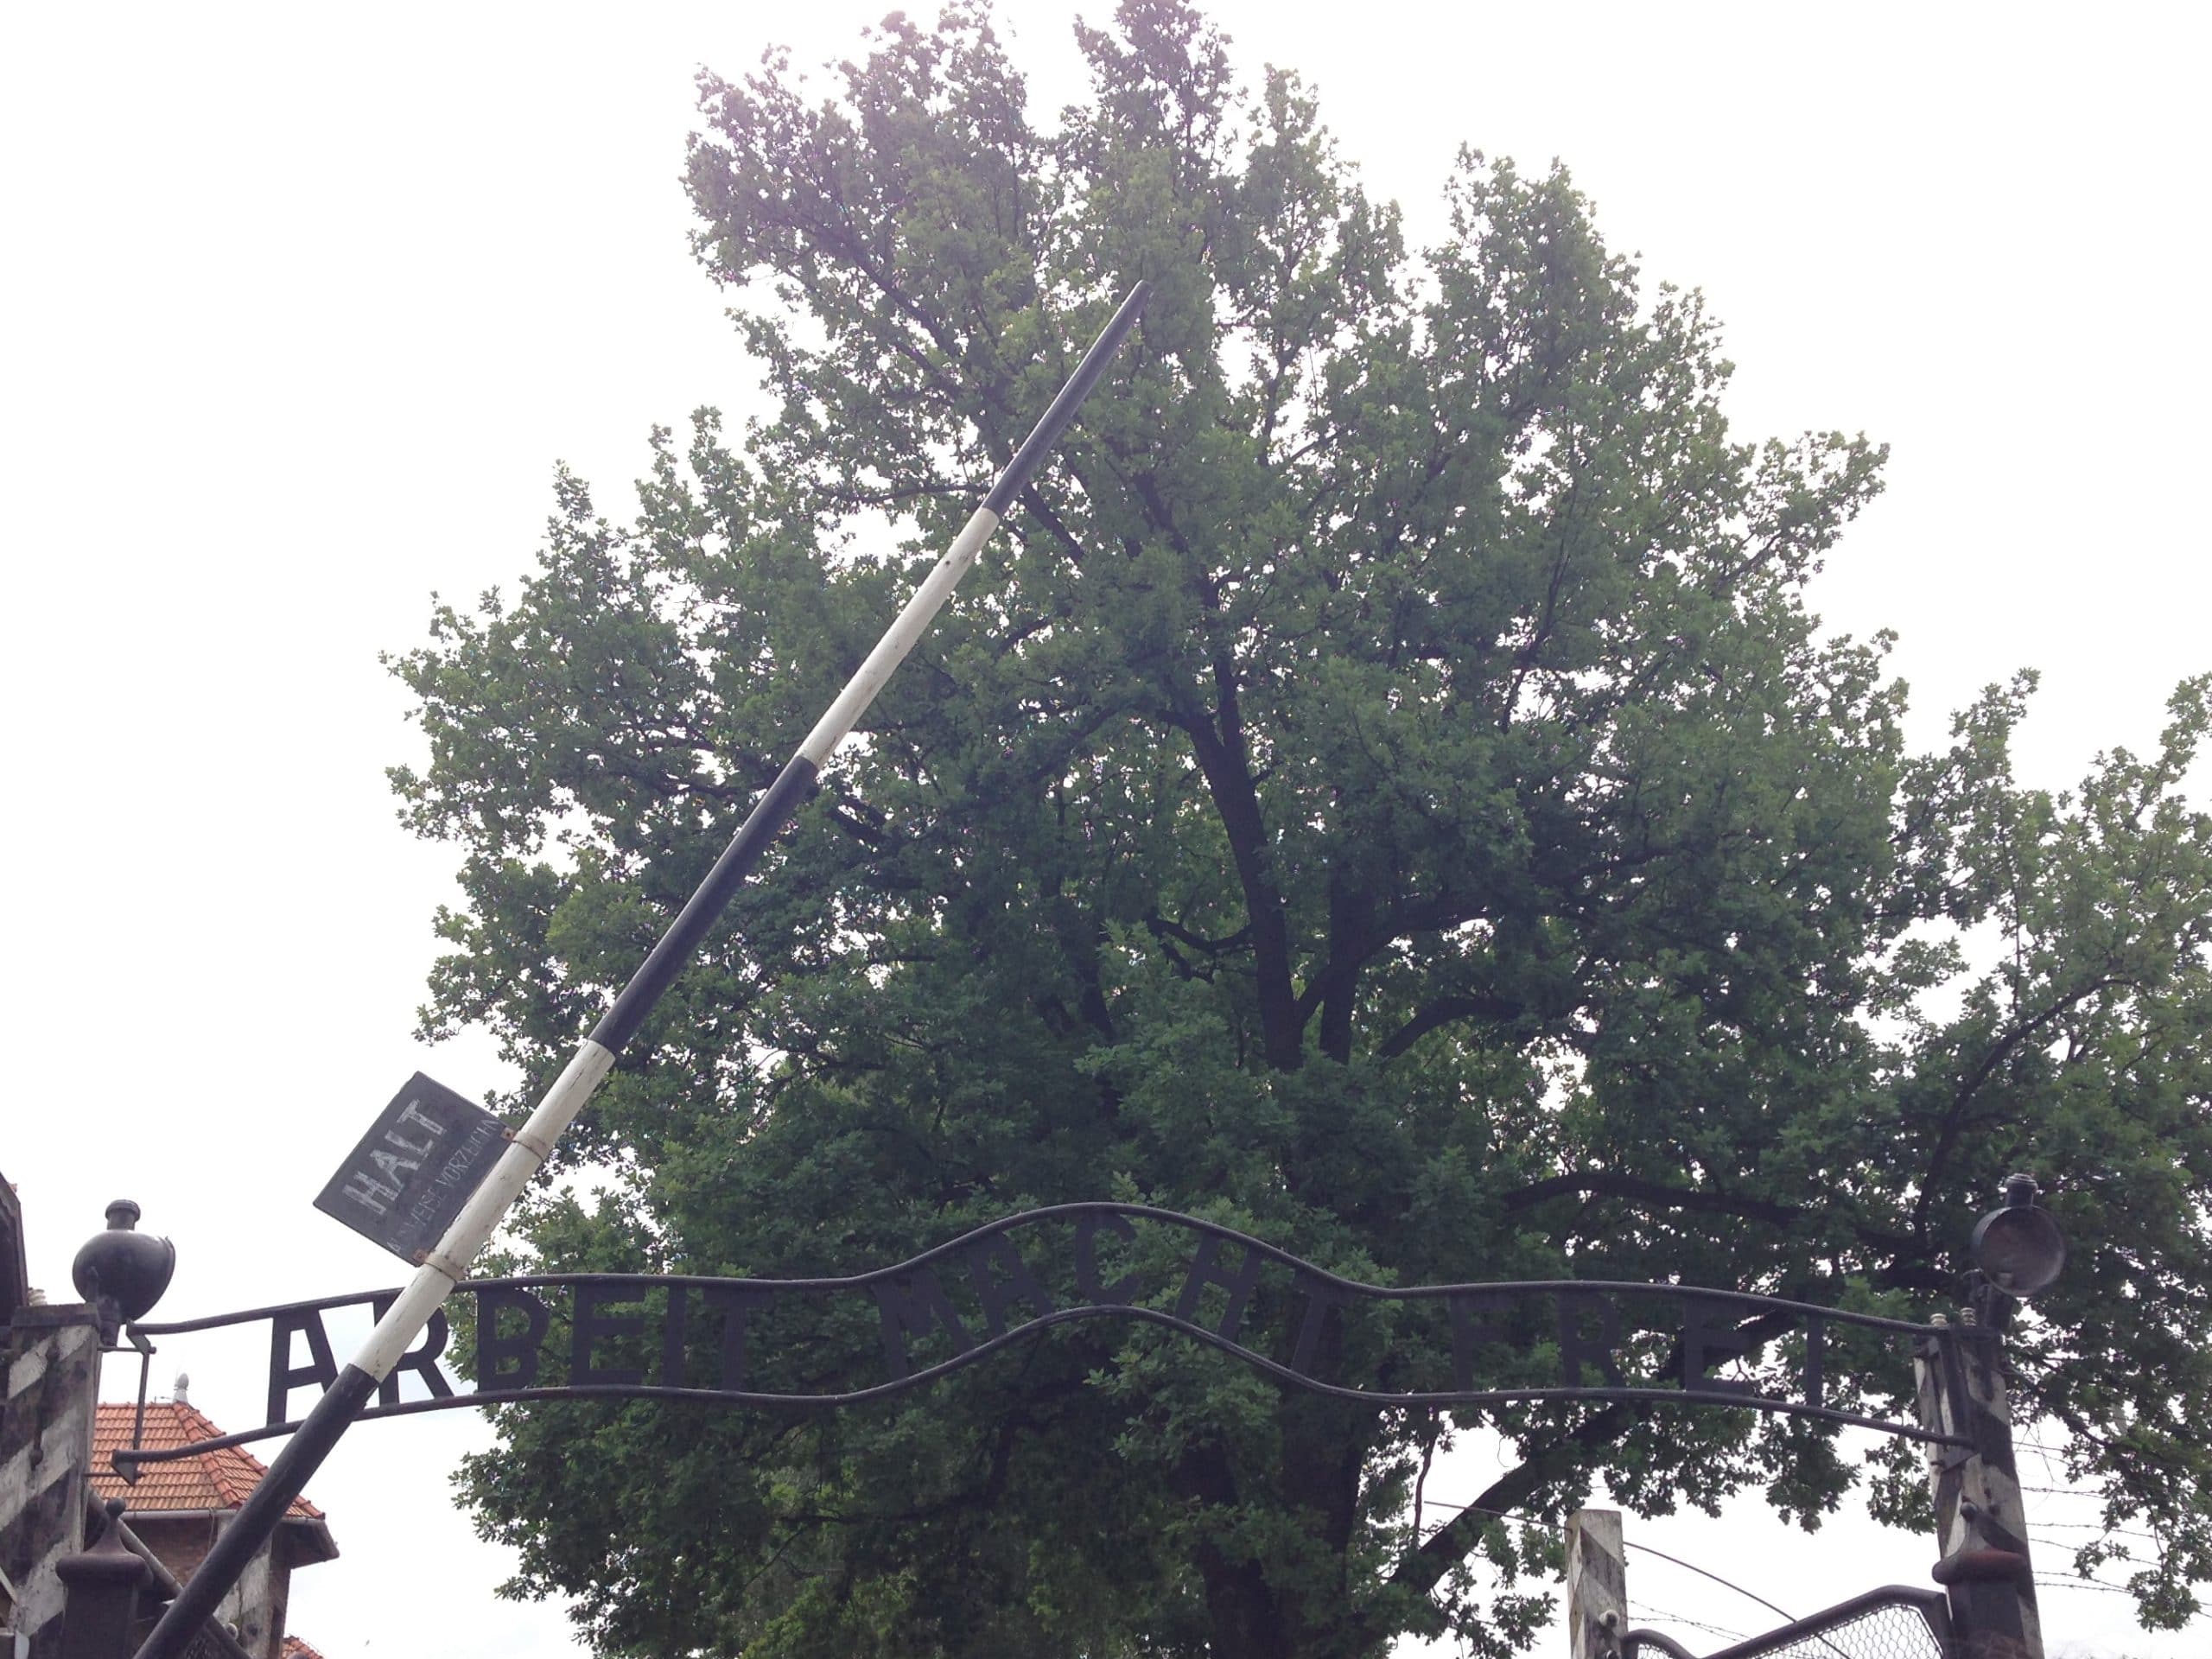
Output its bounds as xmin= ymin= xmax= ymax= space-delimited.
xmin=1914 ymin=1173 xmax=2066 ymax=1659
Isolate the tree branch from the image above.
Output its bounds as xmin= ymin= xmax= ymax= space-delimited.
xmin=1910 ymin=976 xmax=2132 ymax=1234
xmin=1375 ymin=993 xmax=1524 ymax=1061
xmin=1385 ymin=1404 xmax=1634 ymax=1605
xmin=1500 ymin=1173 xmax=1803 ymax=1228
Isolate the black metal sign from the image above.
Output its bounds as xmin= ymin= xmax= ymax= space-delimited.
xmin=118 ymin=1203 xmax=1967 ymax=1478
xmin=312 ymin=1073 xmax=505 ymax=1263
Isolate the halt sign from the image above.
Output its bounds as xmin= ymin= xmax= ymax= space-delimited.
xmin=314 ymin=1073 xmax=505 ymax=1263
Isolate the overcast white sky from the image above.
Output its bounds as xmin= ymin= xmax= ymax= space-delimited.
xmin=2 ymin=4 xmax=2205 ymax=1656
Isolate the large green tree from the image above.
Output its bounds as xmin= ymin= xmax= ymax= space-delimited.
xmin=389 ymin=3 xmax=2212 ymax=1654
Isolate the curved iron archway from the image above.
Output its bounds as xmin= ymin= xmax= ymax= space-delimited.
xmin=119 ymin=1201 xmax=1967 ymax=1478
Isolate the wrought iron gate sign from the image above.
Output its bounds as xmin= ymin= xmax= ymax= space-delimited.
xmin=118 ymin=1203 xmax=1961 ymax=1478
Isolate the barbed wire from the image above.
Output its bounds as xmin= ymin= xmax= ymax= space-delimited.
xmin=2028 ymin=1520 xmax=2159 ymax=1545
xmin=1415 ymin=1497 xmax=1886 ymax=1635
xmin=1413 ymin=1492 xmax=2201 ymax=1638
xmin=1633 ymin=1601 xmax=1748 ymax=1643
xmin=2032 ymin=1573 xmax=2212 ymax=1630
xmin=2034 ymin=1575 xmax=2137 ymax=1596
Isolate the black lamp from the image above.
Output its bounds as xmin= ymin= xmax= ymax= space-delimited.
xmin=1968 ymin=1173 xmax=2066 ymax=1300
xmin=71 ymin=1199 xmax=175 ymax=1344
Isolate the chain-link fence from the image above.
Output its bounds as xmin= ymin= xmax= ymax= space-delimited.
xmin=1625 ymin=1586 xmax=1952 ymax=1659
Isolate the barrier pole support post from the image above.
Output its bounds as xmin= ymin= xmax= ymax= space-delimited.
xmin=1567 ymin=1507 xmax=1627 ymax=1659
xmin=1914 ymin=1313 xmax=2043 ymax=1659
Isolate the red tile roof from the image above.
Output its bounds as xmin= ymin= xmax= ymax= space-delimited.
xmin=92 ymin=1401 xmax=325 ymax=1521
xmin=279 ymin=1639 xmax=326 ymax=1659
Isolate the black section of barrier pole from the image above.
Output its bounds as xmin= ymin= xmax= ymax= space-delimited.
xmin=597 ymin=281 xmax=1147 ymax=1054
xmin=590 ymin=752 xmax=818 ymax=1053
xmin=982 ymin=282 xmax=1150 ymax=516
xmin=133 ymin=1364 xmax=378 ymax=1659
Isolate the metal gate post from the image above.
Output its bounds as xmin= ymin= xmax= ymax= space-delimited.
xmin=1914 ymin=1313 xmax=2042 ymax=1659
xmin=54 ymin=1502 xmax=156 ymax=1659
xmin=1567 ymin=1508 xmax=1627 ymax=1659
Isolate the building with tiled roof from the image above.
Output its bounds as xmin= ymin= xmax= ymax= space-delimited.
xmin=89 ymin=1386 xmax=337 ymax=1659
xmin=3 ymin=1179 xmax=341 ymax=1659
xmin=92 ymin=1394 xmax=329 ymax=1527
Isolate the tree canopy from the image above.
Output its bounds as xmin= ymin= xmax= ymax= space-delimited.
xmin=387 ymin=3 xmax=2212 ymax=1654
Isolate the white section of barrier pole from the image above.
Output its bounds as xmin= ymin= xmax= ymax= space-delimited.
xmin=798 ymin=505 xmax=1000 ymax=768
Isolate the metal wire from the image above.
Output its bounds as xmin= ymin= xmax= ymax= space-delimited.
xmin=1636 ymin=1601 xmax=1749 ymax=1643
xmin=1625 ymin=1539 xmax=1801 ymax=1626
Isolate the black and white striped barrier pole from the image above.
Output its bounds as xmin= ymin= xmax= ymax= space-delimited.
xmin=133 ymin=280 xmax=1150 ymax=1659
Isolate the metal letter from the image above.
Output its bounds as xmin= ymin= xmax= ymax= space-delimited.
xmin=1557 ymin=1291 xmax=1624 ymax=1389
xmin=1677 ymin=1296 xmax=1757 ymax=1395
xmin=1448 ymin=1292 xmax=1510 ymax=1392
xmin=1074 ymin=1212 xmax=1144 ymax=1306
xmin=1287 ymin=1273 xmax=1349 ymax=1376
xmin=571 ymin=1283 xmax=647 ymax=1388
xmin=659 ymin=1286 xmax=689 ymax=1386
xmin=265 ymin=1308 xmax=337 ymax=1427
xmin=368 ymin=1295 xmax=454 ymax=1408
xmin=875 ymin=1269 xmax=974 ymax=1380
xmin=702 ymin=1285 xmax=767 ymax=1391
xmin=967 ymin=1236 xmax=1053 ymax=1337
xmin=1173 ymin=1235 xmax=1267 ymax=1343
xmin=474 ymin=1284 xmax=552 ymax=1389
